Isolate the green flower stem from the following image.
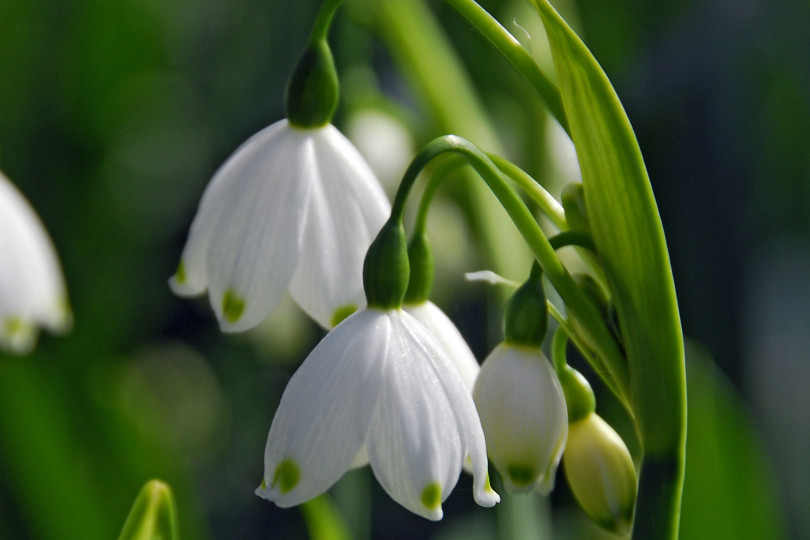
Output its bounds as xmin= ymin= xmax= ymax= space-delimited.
xmin=551 ymin=326 xmax=596 ymax=423
xmin=413 ymin=156 xmax=466 ymax=237
xmin=308 ymin=0 xmax=343 ymax=44
xmin=391 ymin=136 xmax=628 ymax=399
xmin=490 ymin=154 xmax=609 ymax=289
xmin=546 ymin=300 xmax=626 ymax=408
xmin=548 ymin=230 xmax=595 ymax=253
xmin=487 ymin=154 xmax=567 ymax=230
xmin=375 ymin=0 xmax=531 ymax=286
xmin=444 ymin=0 xmax=570 ymax=135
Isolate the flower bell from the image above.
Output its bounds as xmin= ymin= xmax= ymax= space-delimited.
xmin=0 ymin=170 xmax=71 ymax=353
xmin=170 ymin=2 xmax=389 ymax=331
xmin=473 ymin=264 xmax=568 ymax=494
xmin=256 ymin=220 xmax=498 ymax=520
xmin=563 ymin=412 xmax=637 ymax=535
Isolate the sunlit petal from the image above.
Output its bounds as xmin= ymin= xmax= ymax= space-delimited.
xmin=404 ymin=301 xmax=480 ymax=392
xmin=257 ymin=310 xmax=388 ymax=506
xmin=366 ymin=312 xmax=464 ymax=520
xmin=289 ymin=125 xmax=389 ymax=328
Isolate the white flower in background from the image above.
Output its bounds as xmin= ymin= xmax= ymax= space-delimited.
xmin=346 ymin=108 xmax=414 ymax=191
xmin=473 ymin=343 xmax=568 ymax=494
xmin=563 ymin=413 xmax=637 ymax=534
xmin=0 ymin=171 xmax=71 ymax=353
xmin=256 ymin=308 xmax=499 ymax=521
xmin=169 ymin=119 xmax=390 ymax=332
xmin=404 ymin=301 xmax=479 ymax=393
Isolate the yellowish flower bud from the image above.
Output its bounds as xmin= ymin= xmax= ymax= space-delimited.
xmin=563 ymin=413 xmax=637 ymax=535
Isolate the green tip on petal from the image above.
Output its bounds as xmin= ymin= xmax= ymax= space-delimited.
xmin=272 ymin=459 xmax=301 ymax=495
xmin=420 ymin=482 xmax=442 ymax=511
xmin=260 ymin=478 xmax=267 ymax=490
xmin=174 ymin=260 xmax=187 ymax=284
xmin=330 ymin=304 xmax=357 ymax=327
xmin=222 ymin=290 xmax=245 ymax=324
xmin=506 ymin=463 xmax=537 ymax=488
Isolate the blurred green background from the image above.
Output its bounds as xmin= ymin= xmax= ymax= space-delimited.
xmin=0 ymin=0 xmax=805 ymax=538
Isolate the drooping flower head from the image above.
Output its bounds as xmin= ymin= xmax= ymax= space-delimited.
xmin=170 ymin=2 xmax=389 ymax=331
xmin=169 ymin=120 xmax=389 ymax=331
xmin=473 ymin=264 xmax=568 ymax=493
xmin=257 ymin=220 xmax=498 ymax=520
xmin=0 ymin=170 xmax=71 ymax=353
xmin=256 ymin=308 xmax=497 ymax=520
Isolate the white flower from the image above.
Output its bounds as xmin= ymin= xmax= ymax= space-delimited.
xmin=473 ymin=343 xmax=568 ymax=494
xmin=169 ymin=119 xmax=390 ymax=332
xmin=0 ymin=171 xmax=71 ymax=353
xmin=256 ymin=308 xmax=499 ymax=520
xmin=404 ymin=301 xmax=479 ymax=393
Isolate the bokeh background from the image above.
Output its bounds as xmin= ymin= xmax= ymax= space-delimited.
xmin=0 ymin=0 xmax=805 ymax=538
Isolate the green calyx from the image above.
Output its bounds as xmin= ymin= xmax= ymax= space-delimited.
xmin=403 ymin=231 xmax=434 ymax=304
xmin=503 ymin=263 xmax=548 ymax=347
xmin=285 ymin=39 xmax=339 ymax=128
xmin=363 ymin=218 xmax=410 ymax=310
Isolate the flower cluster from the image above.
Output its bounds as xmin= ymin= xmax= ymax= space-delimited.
xmin=169 ymin=2 xmax=638 ymax=529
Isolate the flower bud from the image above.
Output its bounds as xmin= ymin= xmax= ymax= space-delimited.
xmin=563 ymin=413 xmax=637 ymax=535
xmin=473 ymin=343 xmax=567 ymax=494
xmin=118 ymin=479 xmax=179 ymax=540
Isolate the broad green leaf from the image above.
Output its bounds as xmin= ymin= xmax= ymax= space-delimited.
xmin=680 ymin=344 xmax=785 ymax=539
xmin=118 ymin=479 xmax=179 ymax=540
xmin=532 ymin=0 xmax=685 ymax=457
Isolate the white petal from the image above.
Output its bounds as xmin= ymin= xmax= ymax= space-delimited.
xmin=366 ymin=311 xmax=463 ymax=521
xmin=289 ymin=125 xmax=389 ymax=328
xmin=0 ymin=171 xmax=70 ymax=353
xmin=404 ymin=301 xmax=480 ymax=393
xmin=397 ymin=312 xmax=499 ymax=508
xmin=473 ymin=344 xmax=568 ymax=494
xmin=170 ymin=119 xmax=313 ymax=332
xmin=256 ymin=309 xmax=388 ymax=507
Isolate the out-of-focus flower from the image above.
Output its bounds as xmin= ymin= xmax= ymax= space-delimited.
xmin=473 ymin=343 xmax=568 ymax=494
xmin=256 ymin=308 xmax=499 ymax=520
xmin=346 ymin=108 xmax=414 ymax=191
xmin=0 ymin=171 xmax=71 ymax=353
xmin=563 ymin=412 xmax=637 ymax=535
xmin=169 ymin=119 xmax=390 ymax=331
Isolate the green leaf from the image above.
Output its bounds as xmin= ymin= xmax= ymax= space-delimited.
xmin=531 ymin=0 xmax=685 ymax=458
xmin=680 ymin=344 xmax=785 ymax=539
xmin=118 ymin=479 xmax=179 ymax=540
